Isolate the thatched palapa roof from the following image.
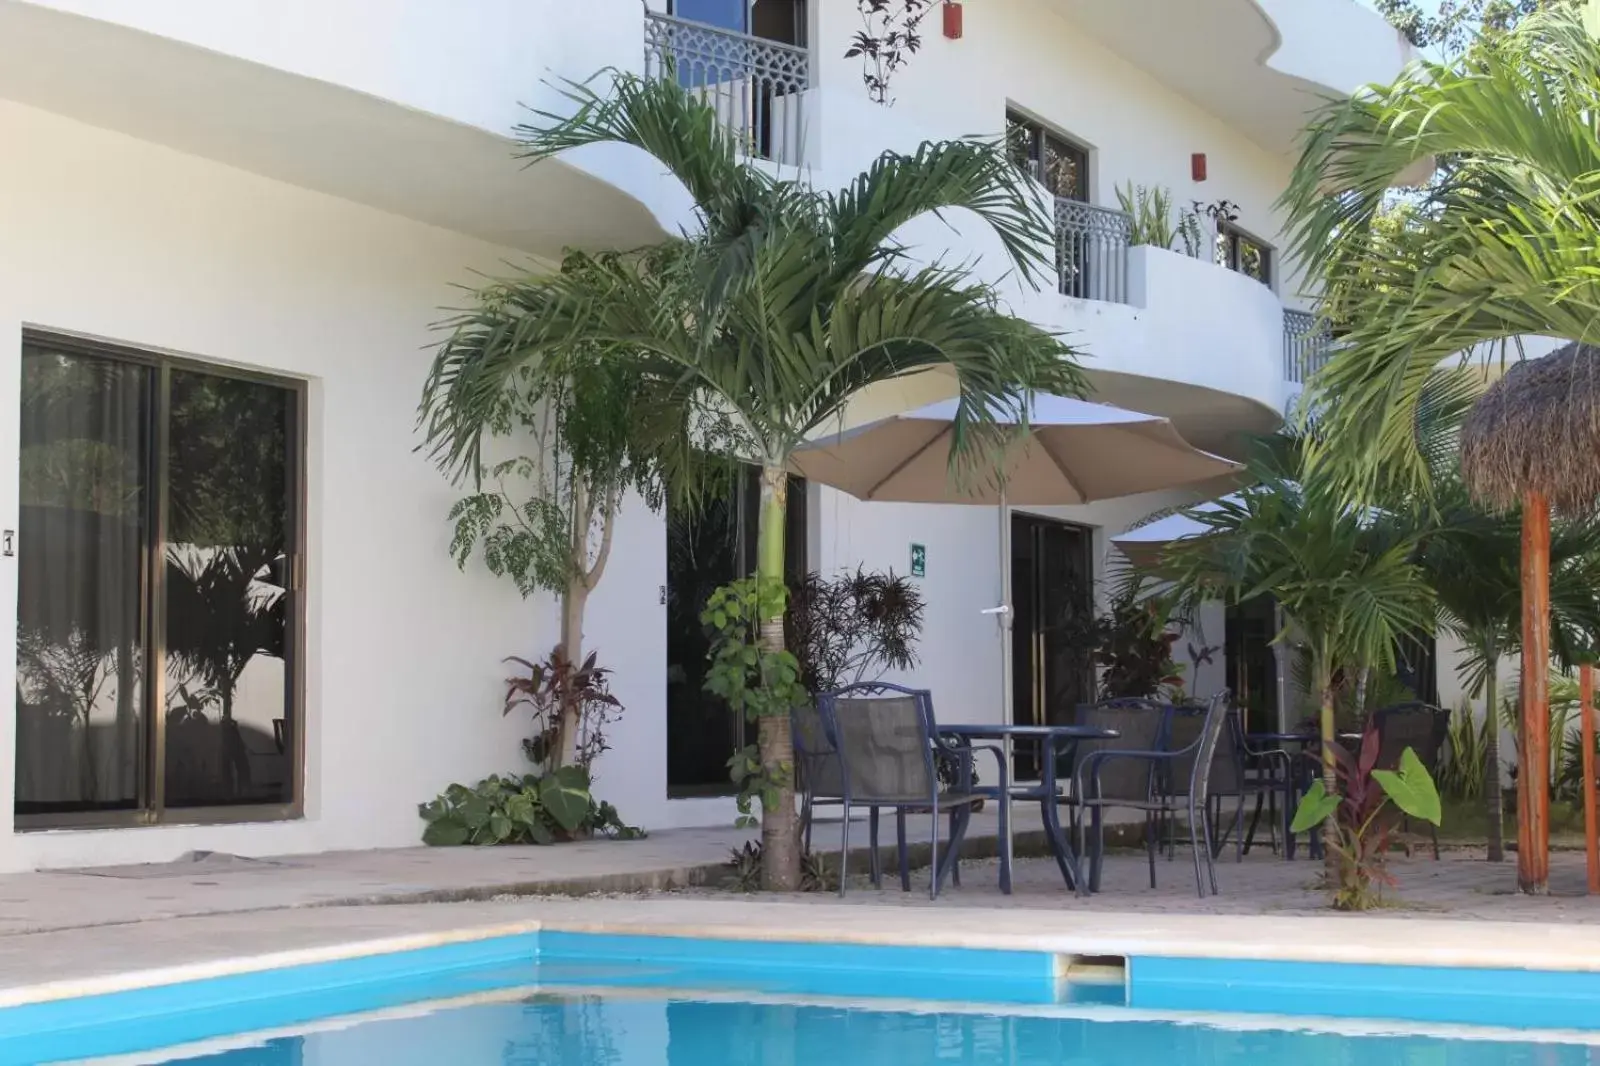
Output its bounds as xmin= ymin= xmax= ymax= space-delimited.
xmin=1460 ymin=342 xmax=1600 ymax=516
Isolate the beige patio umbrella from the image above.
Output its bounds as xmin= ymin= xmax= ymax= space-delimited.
xmin=793 ymin=393 xmax=1240 ymax=867
xmin=792 ymin=392 xmax=1240 ymax=724
xmin=793 ymin=394 xmax=1238 ymax=507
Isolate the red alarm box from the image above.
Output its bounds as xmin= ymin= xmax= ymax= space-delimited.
xmin=943 ymin=2 xmax=964 ymax=39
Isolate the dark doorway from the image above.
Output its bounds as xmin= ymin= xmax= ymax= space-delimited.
xmin=1394 ymin=632 xmax=1439 ymax=705
xmin=1226 ymin=596 xmax=1280 ymax=735
xmin=666 ymin=466 xmax=807 ymax=797
xmin=1011 ymin=514 xmax=1095 ymax=780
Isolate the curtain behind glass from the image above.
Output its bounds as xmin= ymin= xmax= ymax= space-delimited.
xmin=15 ymin=345 xmax=148 ymax=814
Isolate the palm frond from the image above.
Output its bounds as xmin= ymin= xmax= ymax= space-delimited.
xmin=1281 ymin=4 xmax=1600 ymax=496
xmin=827 ymin=138 xmax=1058 ymax=290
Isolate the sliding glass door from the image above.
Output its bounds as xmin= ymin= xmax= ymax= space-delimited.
xmin=15 ymin=333 xmax=303 ymax=827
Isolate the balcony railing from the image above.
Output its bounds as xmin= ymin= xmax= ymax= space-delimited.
xmin=644 ymin=12 xmax=810 ymax=166
xmin=1283 ymin=309 xmax=1332 ymax=384
xmin=1055 ymin=198 xmax=1133 ymax=304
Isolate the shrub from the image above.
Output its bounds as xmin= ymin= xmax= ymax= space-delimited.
xmin=418 ymin=767 xmax=642 ymax=846
xmin=1291 ymin=722 xmax=1442 ymax=910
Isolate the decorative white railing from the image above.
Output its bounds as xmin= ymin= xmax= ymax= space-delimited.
xmin=644 ymin=12 xmax=810 ymax=166
xmin=1283 ymin=309 xmax=1332 ymax=384
xmin=1055 ymin=198 xmax=1133 ymax=304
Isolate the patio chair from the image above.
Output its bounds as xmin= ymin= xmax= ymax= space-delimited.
xmin=792 ymin=704 xmax=843 ymax=856
xmin=1163 ymin=701 xmax=1247 ymax=863
xmin=1075 ymin=691 xmax=1233 ymax=898
xmin=817 ymin=682 xmax=983 ymax=899
xmin=1372 ymin=701 xmax=1451 ymax=859
xmin=1237 ymin=735 xmax=1298 ymax=859
xmin=1058 ymin=698 xmax=1169 ymax=891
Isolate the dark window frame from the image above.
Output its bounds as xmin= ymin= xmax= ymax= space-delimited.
xmin=1215 ymin=221 xmax=1274 ymax=288
xmin=15 ymin=329 xmax=307 ymax=831
xmin=1005 ymin=109 xmax=1091 ymax=203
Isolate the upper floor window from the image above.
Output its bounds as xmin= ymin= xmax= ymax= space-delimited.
xmin=670 ymin=0 xmax=747 ymax=32
xmin=669 ymin=0 xmax=806 ymax=46
xmin=1216 ymin=222 xmax=1273 ymax=288
xmin=1006 ymin=111 xmax=1088 ymax=202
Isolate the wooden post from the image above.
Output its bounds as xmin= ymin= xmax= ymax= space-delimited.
xmin=1520 ymin=491 xmax=1552 ymax=895
xmin=1584 ymin=662 xmax=1599 ymax=894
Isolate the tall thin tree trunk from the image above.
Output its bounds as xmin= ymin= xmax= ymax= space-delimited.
xmin=1519 ymin=492 xmax=1551 ymax=895
xmin=757 ymin=464 xmax=800 ymax=892
xmin=1317 ymin=655 xmax=1339 ymax=884
xmin=1484 ymin=649 xmax=1504 ymax=863
xmin=557 ymin=579 xmax=588 ymax=770
xmin=557 ymin=485 xmax=618 ymax=771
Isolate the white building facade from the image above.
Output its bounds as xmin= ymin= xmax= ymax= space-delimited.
xmin=0 ymin=0 xmax=1409 ymax=870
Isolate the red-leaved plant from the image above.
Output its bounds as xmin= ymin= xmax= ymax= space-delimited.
xmin=1291 ymin=721 xmax=1443 ymax=910
xmin=503 ymin=646 xmax=621 ymax=772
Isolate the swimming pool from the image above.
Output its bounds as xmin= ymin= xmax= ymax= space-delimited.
xmin=7 ymin=928 xmax=1600 ymax=1064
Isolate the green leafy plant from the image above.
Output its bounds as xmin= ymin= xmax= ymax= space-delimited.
xmin=1291 ymin=724 xmax=1443 ymax=910
xmin=1177 ymin=207 xmax=1205 ymax=258
xmin=1093 ymin=591 xmax=1185 ymax=700
xmin=502 ymin=646 xmax=622 ymax=772
xmin=1437 ymin=700 xmax=1491 ymax=802
xmin=418 ymin=768 xmax=642 ymax=847
xmin=727 ymin=840 xmax=833 ymax=892
xmin=1115 ymin=183 xmax=1178 ymax=249
xmin=441 ymin=258 xmax=670 ymax=770
xmin=786 ymin=568 xmax=926 ymax=696
xmin=1158 ymin=440 xmax=1436 ymax=873
xmin=703 ymin=577 xmax=809 ymax=830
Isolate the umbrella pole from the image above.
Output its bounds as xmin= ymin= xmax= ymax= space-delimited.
xmin=998 ymin=484 xmax=1014 ymax=874
xmin=1583 ymin=662 xmax=1599 ymax=894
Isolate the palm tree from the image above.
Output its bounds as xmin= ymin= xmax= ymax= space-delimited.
xmin=1157 ymin=450 xmax=1437 ymax=871
xmin=1281 ymin=5 xmax=1600 ymax=495
xmin=420 ymin=74 xmax=1085 ymax=889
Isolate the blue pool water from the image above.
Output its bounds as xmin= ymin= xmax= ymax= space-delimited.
xmin=106 ymin=988 xmax=1600 ymax=1066
xmin=8 ymin=933 xmax=1600 ymax=1065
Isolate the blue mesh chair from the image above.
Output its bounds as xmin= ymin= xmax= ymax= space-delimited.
xmin=1074 ymin=692 xmax=1233 ymax=897
xmin=817 ymin=682 xmax=982 ymax=899
xmin=1060 ymin=697 xmax=1169 ymax=889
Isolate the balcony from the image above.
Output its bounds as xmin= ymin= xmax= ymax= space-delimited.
xmin=1283 ymin=309 xmax=1333 ymax=385
xmin=643 ymin=12 xmax=810 ymax=166
xmin=1053 ymin=196 xmax=1319 ymax=388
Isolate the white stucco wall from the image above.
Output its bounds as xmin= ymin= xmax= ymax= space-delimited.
xmin=9 ymin=0 xmax=643 ymax=137
xmin=0 ymin=100 xmax=677 ymax=871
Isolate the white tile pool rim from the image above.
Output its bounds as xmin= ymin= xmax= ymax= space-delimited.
xmin=4 ymin=904 xmax=1599 ymax=1010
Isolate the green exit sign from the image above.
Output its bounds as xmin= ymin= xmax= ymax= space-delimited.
xmin=910 ymin=543 xmax=926 ymax=578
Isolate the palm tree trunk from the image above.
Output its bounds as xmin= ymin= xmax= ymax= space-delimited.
xmin=1484 ymin=649 xmax=1505 ymax=863
xmin=1316 ymin=655 xmax=1339 ymax=883
xmin=757 ymin=464 xmax=800 ymax=891
xmin=1519 ymin=492 xmax=1551 ymax=895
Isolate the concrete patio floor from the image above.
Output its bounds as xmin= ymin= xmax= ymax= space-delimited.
xmin=3 ymin=812 xmax=1600 ymax=1001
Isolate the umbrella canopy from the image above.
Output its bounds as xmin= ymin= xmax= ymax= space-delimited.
xmin=1461 ymin=342 xmax=1600 ymax=516
xmin=1110 ymin=501 xmax=1227 ymax=568
xmin=791 ymin=394 xmax=1240 ymax=505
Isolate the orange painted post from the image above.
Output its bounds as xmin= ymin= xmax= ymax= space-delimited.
xmin=1520 ymin=491 xmax=1552 ymax=895
xmin=1584 ymin=663 xmax=1599 ymax=894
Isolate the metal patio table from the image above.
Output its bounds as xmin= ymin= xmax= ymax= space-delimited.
xmin=938 ymin=723 xmax=1119 ymax=894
